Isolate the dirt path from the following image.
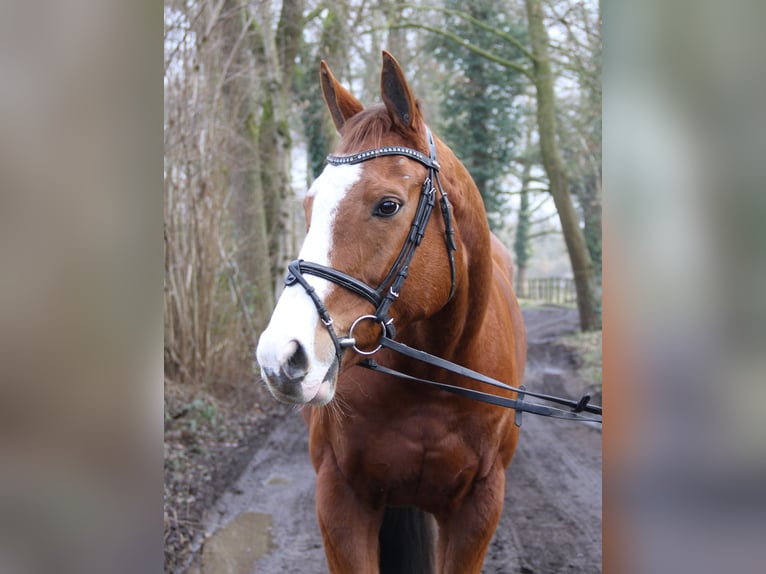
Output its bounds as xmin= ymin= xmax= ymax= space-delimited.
xmin=187 ymin=306 xmax=602 ymax=573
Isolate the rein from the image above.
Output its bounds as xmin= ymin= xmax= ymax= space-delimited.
xmin=284 ymin=125 xmax=602 ymax=425
xmin=361 ymin=336 xmax=603 ymax=425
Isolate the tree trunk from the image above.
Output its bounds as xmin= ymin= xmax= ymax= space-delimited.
xmin=253 ymin=0 xmax=303 ymax=300
xmin=514 ymin=157 xmax=532 ymax=296
xmin=213 ymin=0 xmax=275 ymax=333
xmin=303 ymin=3 xmax=348 ymax=180
xmin=384 ymin=0 xmax=408 ymax=66
xmin=525 ymin=0 xmax=599 ymax=330
xmin=245 ymin=113 xmax=277 ymax=332
xmin=580 ymin=173 xmax=602 ymax=280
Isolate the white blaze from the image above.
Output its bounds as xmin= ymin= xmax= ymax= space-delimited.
xmin=256 ymin=163 xmax=362 ymax=402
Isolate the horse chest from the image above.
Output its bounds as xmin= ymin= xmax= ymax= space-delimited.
xmin=329 ymin=412 xmax=499 ymax=509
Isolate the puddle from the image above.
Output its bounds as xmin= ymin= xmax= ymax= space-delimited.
xmin=187 ymin=512 xmax=275 ymax=574
xmin=266 ymin=474 xmax=291 ymax=486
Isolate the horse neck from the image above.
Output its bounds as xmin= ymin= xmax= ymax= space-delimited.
xmin=403 ymin=151 xmax=494 ymax=364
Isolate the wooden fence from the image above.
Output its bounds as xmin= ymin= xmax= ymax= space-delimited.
xmin=518 ymin=277 xmax=576 ymax=305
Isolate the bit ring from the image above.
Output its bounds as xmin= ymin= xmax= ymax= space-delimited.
xmin=345 ymin=314 xmax=386 ymax=356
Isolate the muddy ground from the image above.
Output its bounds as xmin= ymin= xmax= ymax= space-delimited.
xmin=183 ymin=306 xmax=602 ymax=573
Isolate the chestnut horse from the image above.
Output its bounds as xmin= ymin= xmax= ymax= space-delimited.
xmin=256 ymin=52 xmax=526 ymax=574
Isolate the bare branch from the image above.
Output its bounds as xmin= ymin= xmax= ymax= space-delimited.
xmin=381 ymin=23 xmax=533 ymax=79
xmin=530 ymin=210 xmax=559 ymax=225
xmin=527 ymin=229 xmax=560 ymax=241
xmin=400 ymin=3 xmax=536 ymax=62
xmin=528 ymin=194 xmax=553 ymax=216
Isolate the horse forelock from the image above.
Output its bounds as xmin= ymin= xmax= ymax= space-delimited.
xmin=337 ymin=104 xmax=428 ymax=155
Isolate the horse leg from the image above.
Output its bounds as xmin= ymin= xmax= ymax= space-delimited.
xmin=435 ymin=466 xmax=506 ymax=574
xmin=315 ymin=459 xmax=383 ymax=574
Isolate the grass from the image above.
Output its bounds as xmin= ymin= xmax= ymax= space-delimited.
xmin=558 ymin=328 xmax=603 ymax=390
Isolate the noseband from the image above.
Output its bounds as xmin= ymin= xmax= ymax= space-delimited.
xmin=284 ymin=126 xmax=457 ymax=364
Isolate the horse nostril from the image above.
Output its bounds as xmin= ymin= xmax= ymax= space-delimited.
xmin=282 ymin=340 xmax=309 ymax=383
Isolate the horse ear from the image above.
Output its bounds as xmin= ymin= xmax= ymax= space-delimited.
xmin=320 ymin=60 xmax=363 ymax=132
xmin=380 ymin=51 xmax=419 ymax=131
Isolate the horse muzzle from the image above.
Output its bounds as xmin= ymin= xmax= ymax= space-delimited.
xmin=257 ymin=338 xmax=339 ymax=406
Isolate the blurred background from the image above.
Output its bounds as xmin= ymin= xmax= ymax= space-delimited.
xmin=0 ymin=0 xmax=764 ymax=572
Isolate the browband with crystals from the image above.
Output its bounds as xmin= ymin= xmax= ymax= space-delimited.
xmin=327 ymin=146 xmax=440 ymax=171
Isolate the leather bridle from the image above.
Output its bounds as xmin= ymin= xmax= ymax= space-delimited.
xmin=282 ymin=126 xmax=603 ymax=425
xmin=285 ymin=126 xmax=457 ymax=362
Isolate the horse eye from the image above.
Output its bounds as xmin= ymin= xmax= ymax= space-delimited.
xmin=374 ymin=199 xmax=401 ymax=217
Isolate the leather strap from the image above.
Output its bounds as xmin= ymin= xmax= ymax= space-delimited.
xmin=284 ymin=260 xmax=345 ymax=365
xmin=327 ymin=145 xmax=439 ymax=170
xmin=378 ymin=336 xmax=602 ymax=416
xmin=286 ymin=260 xmax=382 ymax=309
xmin=352 ymin=336 xmax=603 ymax=425
xmin=360 ymin=359 xmax=602 ymax=424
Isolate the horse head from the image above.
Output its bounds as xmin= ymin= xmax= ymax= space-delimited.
xmin=256 ymin=52 xmax=473 ymax=406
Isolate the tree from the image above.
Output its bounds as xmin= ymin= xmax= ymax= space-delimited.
xmin=215 ymin=0 xmax=274 ymax=332
xmin=254 ymin=0 xmax=304 ymax=295
xmin=428 ymin=0 xmax=527 ymax=230
xmin=526 ymin=0 xmax=598 ymax=329
xmin=547 ymin=0 xmax=603 ymax=281
xmin=163 ymin=0 xmax=308 ymax=386
xmin=384 ymin=1 xmax=601 ymax=330
xmin=298 ymin=1 xmax=350 ymax=180
xmin=513 ymin=127 xmax=535 ymax=293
